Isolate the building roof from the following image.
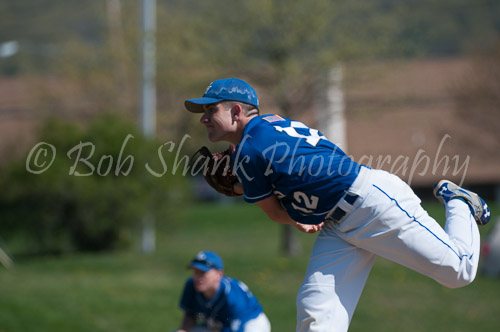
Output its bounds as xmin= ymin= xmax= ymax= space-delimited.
xmin=340 ymin=58 xmax=499 ymax=186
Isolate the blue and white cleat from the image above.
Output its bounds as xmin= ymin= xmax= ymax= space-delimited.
xmin=433 ymin=180 xmax=491 ymax=226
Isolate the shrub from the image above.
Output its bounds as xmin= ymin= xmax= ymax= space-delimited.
xmin=0 ymin=114 xmax=186 ymax=254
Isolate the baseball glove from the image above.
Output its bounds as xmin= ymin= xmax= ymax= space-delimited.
xmin=193 ymin=145 xmax=242 ymax=197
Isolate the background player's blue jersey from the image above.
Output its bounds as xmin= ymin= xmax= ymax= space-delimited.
xmin=179 ymin=276 xmax=263 ymax=332
xmin=233 ymin=114 xmax=361 ymax=224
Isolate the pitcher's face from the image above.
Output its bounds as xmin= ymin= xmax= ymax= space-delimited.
xmin=199 ymin=102 xmax=235 ymax=142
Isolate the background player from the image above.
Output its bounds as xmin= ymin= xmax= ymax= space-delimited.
xmin=176 ymin=251 xmax=271 ymax=332
xmin=184 ymin=78 xmax=491 ymax=331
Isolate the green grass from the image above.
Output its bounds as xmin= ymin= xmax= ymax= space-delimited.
xmin=0 ymin=201 xmax=499 ymax=332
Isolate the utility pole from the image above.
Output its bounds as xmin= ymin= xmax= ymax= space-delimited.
xmin=140 ymin=0 xmax=156 ymax=138
xmin=139 ymin=0 xmax=156 ymax=254
xmin=106 ymin=0 xmax=132 ymax=110
xmin=0 ymin=246 xmax=13 ymax=269
xmin=318 ymin=64 xmax=346 ymax=151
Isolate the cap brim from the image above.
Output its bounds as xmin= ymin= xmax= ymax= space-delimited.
xmin=184 ymin=97 xmax=224 ymax=113
xmin=187 ymin=262 xmax=212 ymax=272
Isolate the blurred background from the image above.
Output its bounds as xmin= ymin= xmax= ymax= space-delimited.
xmin=0 ymin=0 xmax=499 ymax=331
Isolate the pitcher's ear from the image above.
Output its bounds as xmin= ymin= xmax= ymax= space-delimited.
xmin=231 ymin=103 xmax=243 ymax=120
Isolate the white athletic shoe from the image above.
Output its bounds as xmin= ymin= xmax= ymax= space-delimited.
xmin=433 ymin=180 xmax=491 ymax=225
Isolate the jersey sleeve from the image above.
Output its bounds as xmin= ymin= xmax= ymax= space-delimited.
xmin=233 ymin=143 xmax=273 ymax=203
xmin=179 ymin=278 xmax=196 ymax=314
xmin=224 ymin=278 xmax=263 ymax=332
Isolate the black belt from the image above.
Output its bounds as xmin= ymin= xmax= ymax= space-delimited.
xmin=325 ymin=193 xmax=360 ymax=223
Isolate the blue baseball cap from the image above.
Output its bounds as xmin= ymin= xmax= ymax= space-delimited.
xmin=185 ymin=78 xmax=259 ymax=113
xmin=188 ymin=251 xmax=224 ymax=272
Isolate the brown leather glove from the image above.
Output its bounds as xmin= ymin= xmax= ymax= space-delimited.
xmin=193 ymin=145 xmax=242 ymax=197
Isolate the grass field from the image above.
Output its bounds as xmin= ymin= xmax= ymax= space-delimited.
xmin=0 ymin=200 xmax=499 ymax=332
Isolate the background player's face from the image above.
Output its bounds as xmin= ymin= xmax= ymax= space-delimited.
xmin=192 ymin=268 xmax=223 ymax=295
xmin=200 ymin=103 xmax=234 ymax=142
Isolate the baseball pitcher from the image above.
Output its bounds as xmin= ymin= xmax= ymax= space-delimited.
xmin=185 ymin=78 xmax=491 ymax=331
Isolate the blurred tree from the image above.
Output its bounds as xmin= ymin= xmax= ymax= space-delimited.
xmin=0 ymin=114 xmax=185 ymax=254
xmin=35 ymin=1 xmax=137 ymax=120
xmin=0 ymin=0 xmax=105 ymax=74
xmin=389 ymin=0 xmax=500 ymax=57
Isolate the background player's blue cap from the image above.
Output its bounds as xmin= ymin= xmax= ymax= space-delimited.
xmin=184 ymin=78 xmax=259 ymax=113
xmin=187 ymin=251 xmax=224 ymax=272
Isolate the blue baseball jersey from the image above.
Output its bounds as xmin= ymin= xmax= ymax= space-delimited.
xmin=179 ymin=276 xmax=263 ymax=332
xmin=233 ymin=114 xmax=361 ymax=224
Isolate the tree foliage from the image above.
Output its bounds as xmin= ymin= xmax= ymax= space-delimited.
xmin=0 ymin=114 xmax=185 ymax=254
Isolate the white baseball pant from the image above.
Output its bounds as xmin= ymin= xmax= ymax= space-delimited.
xmin=296 ymin=167 xmax=480 ymax=331
xmin=243 ymin=312 xmax=271 ymax=332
